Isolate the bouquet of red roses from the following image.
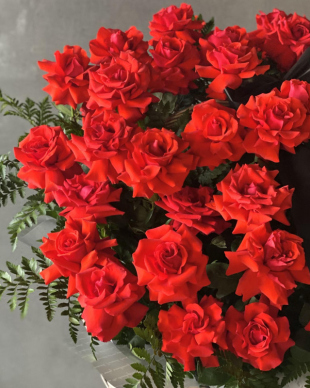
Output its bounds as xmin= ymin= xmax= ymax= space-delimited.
xmin=2 ymin=3 xmax=310 ymax=387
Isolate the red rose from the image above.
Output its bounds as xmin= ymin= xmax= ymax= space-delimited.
xmin=87 ymin=52 xmax=156 ymax=122
xmin=278 ymin=79 xmax=310 ymax=112
xmin=212 ymin=164 xmax=294 ymax=234
xmin=149 ymin=36 xmax=200 ymax=94
xmin=40 ymin=216 xmax=117 ymax=297
xmin=38 ymin=45 xmax=90 ymax=108
xmin=225 ymin=224 xmax=310 ymax=308
xmin=158 ymin=296 xmax=227 ymax=371
xmin=14 ymin=125 xmax=82 ymax=202
xmin=118 ymin=127 xmax=195 ymax=198
xmin=156 ymin=186 xmax=230 ymax=235
xmin=226 ymin=302 xmax=294 ymax=371
xmin=52 ymin=173 xmax=124 ymax=223
xmin=196 ymin=27 xmax=269 ymax=100
xmin=76 ymin=261 xmax=148 ymax=342
xmin=69 ymin=109 xmax=140 ymax=183
xmin=252 ymin=9 xmax=310 ymax=71
xmin=132 ymin=224 xmax=209 ymax=304
xmin=182 ymin=99 xmax=245 ymax=168
xmin=149 ymin=3 xmax=205 ymax=45
xmin=89 ymin=26 xmax=150 ymax=64
xmin=237 ymin=90 xmax=310 ymax=162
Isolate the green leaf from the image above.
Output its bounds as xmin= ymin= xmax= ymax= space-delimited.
xmin=290 ymin=345 xmax=310 ymax=363
xmin=207 ymin=262 xmax=240 ymax=299
xmin=131 ymin=363 xmax=148 ymax=374
xmin=131 ymin=347 xmax=151 ymax=363
xmin=211 ymin=235 xmax=227 ymax=249
xmin=197 ymin=362 xmax=230 ymax=386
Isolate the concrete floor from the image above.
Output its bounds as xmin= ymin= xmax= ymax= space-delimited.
xmin=1 ymin=1 xmax=310 ymax=387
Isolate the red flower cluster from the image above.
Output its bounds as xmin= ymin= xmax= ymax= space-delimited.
xmin=25 ymin=3 xmax=310 ymax=375
xmin=158 ymin=296 xmax=227 ymax=371
xmin=251 ymin=9 xmax=310 ymax=70
xmin=225 ymin=224 xmax=310 ymax=308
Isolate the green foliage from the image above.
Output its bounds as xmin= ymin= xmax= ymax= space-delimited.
xmin=0 ymin=90 xmax=56 ymax=127
xmin=202 ymin=17 xmax=215 ymax=36
xmin=184 ymin=163 xmax=232 ymax=189
xmin=8 ymin=190 xmax=63 ymax=251
xmin=279 ymin=360 xmax=310 ymax=387
xmin=89 ymin=334 xmax=100 ymax=360
xmin=53 ymin=103 xmax=83 ymax=138
xmin=207 ymin=262 xmax=241 ymax=299
xmin=0 ymin=154 xmax=26 ymax=207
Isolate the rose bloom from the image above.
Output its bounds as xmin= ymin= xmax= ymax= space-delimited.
xmin=38 ymin=45 xmax=90 ymax=108
xmin=132 ymin=224 xmax=209 ymax=304
xmin=226 ymin=302 xmax=294 ymax=371
xmin=87 ymin=52 xmax=156 ymax=122
xmin=149 ymin=36 xmax=200 ymax=95
xmin=237 ymin=90 xmax=310 ymax=163
xmin=118 ymin=127 xmax=195 ymax=198
xmin=76 ymin=261 xmax=148 ymax=342
xmin=225 ymin=224 xmax=310 ymax=308
xmin=40 ymin=216 xmax=117 ymax=297
xmin=149 ymin=3 xmax=205 ymax=45
xmin=156 ymin=186 xmax=230 ymax=235
xmin=14 ymin=125 xmax=82 ymax=202
xmin=182 ymin=99 xmax=245 ymax=169
xmin=212 ymin=164 xmax=294 ymax=234
xmin=89 ymin=26 xmax=150 ymax=64
xmin=52 ymin=173 xmax=124 ymax=223
xmin=158 ymin=296 xmax=227 ymax=371
xmin=251 ymin=9 xmax=310 ymax=71
xmin=196 ymin=26 xmax=269 ymax=100
xmin=69 ymin=109 xmax=140 ymax=184
xmin=278 ymin=79 xmax=310 ymax=112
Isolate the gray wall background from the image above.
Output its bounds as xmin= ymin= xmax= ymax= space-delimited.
xmin=1 ymin=1 xmax=310 ymax=387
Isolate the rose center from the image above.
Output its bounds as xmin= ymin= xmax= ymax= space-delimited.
xmin=182 ymin=311 xmax=208 ymax=334
xmin=148 ymin=140 xmax=167 ymax=156
xmin=154 ymin=242 xmax=185 ymax=274
xmin=291 ymin=23 xmax=309 ymax=39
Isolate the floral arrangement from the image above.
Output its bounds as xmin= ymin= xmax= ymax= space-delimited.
xmin=2 ymin=4 xmax=310 ymax=388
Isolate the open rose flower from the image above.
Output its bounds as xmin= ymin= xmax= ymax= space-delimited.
xmin=182 ymin=99 xmax=245 ymax=168
xmin=158 ymin=296 xmax=227 ymax=371
xmin=149 ymin=3 xmax=205 ymax=45
xmin=87 ymin=52 xmax=156 ymax=122
xmin=278 ymin=79 xmax=310 ymax=112
xmin=225 ymin=224 xmax=310 ymax=308
xmin=69 ymin=109 xmax=140 ymax=183
xmin=76 ymin=261 xmax=148 ymax=342
xmin=14 ymin=125 xmax=82 ymax=202
xmin=40 ymin=216 xmax=117 ymax=297
xmin=196 ymin=26 xmax=269 ymax=100
xmin=226 ymin=302 xmax=294 ymax=370
xmin=38 ymin=45 xmax=90 ymax=108
xmin=89 ymin=26 xmax=150 ymax=64
xmin=132 ymin=224 xmax=209 ymax=304
xmin=156 ymin=186 xmax=230 ymax=235
xmin=52 ymin=173 xmax=124 ymax=223
xmin=212 ymin=164 xmax=294 ymax=234
xmin=237 ymin=90 xmax=310 ymax=162
xmin=149 ymin=36 xmax=200 ymax=94
xmin=251 ymin=9 xmax=310 ymax=71
xmin=118 ymin=127 xmax=195 ymax=198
